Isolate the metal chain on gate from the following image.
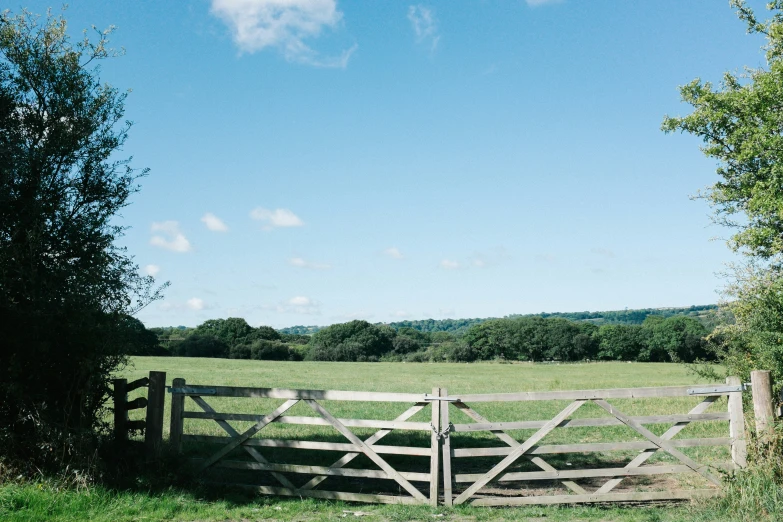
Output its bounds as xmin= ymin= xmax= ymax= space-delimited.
xmin=430 ymin=422 xmax=453 ymax=439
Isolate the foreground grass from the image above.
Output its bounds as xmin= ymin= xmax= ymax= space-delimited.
xmin=0 ymin=359 xmax=738 ymax=521
xmin=0 ymin=481 xmax=693 ymax=521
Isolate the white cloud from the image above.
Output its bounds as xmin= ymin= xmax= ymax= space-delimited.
xmin=590 ymin=247 xmax=616 ymax=258
xmin=187 ymin=297 xmax=206 ymax=310
xmin=408 ymin=5 xmax=440 ymax=51
xmin=383 ymin=247 xmax=404 ymax=260
xmin=289 ymin=257 xmax=331 ymax=269
xmin=250 ymin=207 xmax=304 ymax=229
xmin=266 ymin=295 xmax=322 ymax=314
xmin=525 ymin=0 xmax=563 ymax=6
xmin=150 ymin=221 xmax=192 ymax=252
xmin=144 ymin=264 xmax=161 ymax=277
xmin=210 ymin=0 xmax=356 ymax=67
xmin=440 ymin=259 xmax=460 ymax=270
xmin=201 ymin=212 xmax=229 ymax=232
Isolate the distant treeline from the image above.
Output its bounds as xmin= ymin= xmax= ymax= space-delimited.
xmin=277 ymin=305 xmax=723 ymax=336
xmin=147 ymin=308 xmax=719 ymax=363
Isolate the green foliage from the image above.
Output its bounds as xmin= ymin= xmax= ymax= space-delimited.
xmin=194 ymin=318 xmax=255 ymax=346
xmin=173 ymin=334 xmax=228 ymax=358
xmin=596 ymin=324 xmax=645 ymax=360
xmin=305 ymin=320 xmax=394 ymax=362
xmin=249 ymin=339 xmax=296 ymax=361
xmin=0 ymin=8 xmax=163 ymax=471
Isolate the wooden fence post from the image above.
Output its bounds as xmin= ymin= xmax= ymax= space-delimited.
xmin=113 ymin=378 xmax=127 ymax=445
xmin=751 ymin=370 xmax=775 ymax=442
xmin=145 ymin=371 xmax=166 ymax=460
xmin=727 ymin=376 xmax=747 ymax=468
xmin=440 ymin=388 xmax=453 ymax=507
xmin=429 ymin=387 xmax=441 ymax=506
xmin=170 ymin=378 xmax=186 ymax=454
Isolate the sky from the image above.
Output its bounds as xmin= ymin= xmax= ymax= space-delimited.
xmin=15 ymin=0 xmax=773 ymax=328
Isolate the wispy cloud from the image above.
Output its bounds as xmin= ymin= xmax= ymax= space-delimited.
xmin=408 ymin=5 xmax=440 ymax=51
xmin=250 ymin=207 xmax=304 ymax=229
xmin=187 ymin=297 xmax=207 ymax=310
xmin=440 ymin=259 xmax=460 ymax=270
xmin=391 ymin=310 xmax=411 ymax=318
xmin=590 ymin=247 xmax=616 ymax=258
xmin=525 ymin=0 xmax=563 ymax=6
xmin=276 ymin=295 xmax=321 ymax=314
xmin=289 ymin=257 xmax=331 ymax=270
xmin=383 ymin=247 xmax=404 ymax=260
xmin=144 ymin=264 xmax=161 ymax=277
xmin=150 ymin=221 xmax=192 ymax=252
xmin=210 ymin=0 xmax=356 ymax=67
xmin=201 ymin=212 xmax=229 ymax=232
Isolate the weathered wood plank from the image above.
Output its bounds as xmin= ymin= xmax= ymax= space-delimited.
xmin=470 ymin=489 xmax=720 ymax=506
xmin=190 ymin=395 xmax=297 ymax=489
xmin=169 ymin=378 xmax=186 ymax=453
xmin=727 ymin=376 xmax=747 ymax=468
xmin=126 ymin=376 xmax=149 ymax=393
xmin=174 ymin=385 xmax=423 ymax=402
xmin=182 ymin=435 xmax=431 ymax=455
xmin=451 ymin=413 xmax=729 ymax=432
xmin=113 ymin=378 xmax=127 ymax=444
xmin=305 ymin=399 xmax=428 ymax=502
xmin=452 ymin=438 xmax=732 ymax=457
xmin=751 ymin=370 xmax=774 ymax=441
xmin=182 ymin=412 xmax=431 ymax=431
xmin=456 ymin=465 xmax=692 ymax=482
xmin=429 ymin=387 xmax=441 ymax=506
xmin=595 ymin=396 xmax=719 ymax=495
xmin=198 ymin=399 xmax=299 ymax=471
xmin=194 ymin=458 xmax=430 ymax=481
xmin=592 ymin=399 xmax=722 ymax=487
xmin=144 ymin=371 xmax=166 ymax=460
xmin=299 ymin=403 xmax=428 ymax=491
xmin=453 ymin=400 xmax=586 ymax=505
xmin=453 ymin=401 xmax=586 ymax=495
xmin=232 ymin=484 xmax=425 ymax=505
xmin=457 ymin=384 xmax=725 ymax=403
xmin=441 ymin=388 xmax=453 ymax=507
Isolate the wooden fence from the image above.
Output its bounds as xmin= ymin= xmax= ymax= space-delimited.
xmin=113 ymin=371 xmax=166 ymax=459
xmin=161 ymin=375 xmax=765 ymax=506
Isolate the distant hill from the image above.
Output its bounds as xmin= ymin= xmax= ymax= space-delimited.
xmin=278 ymin=305 xmax=724 ymax=336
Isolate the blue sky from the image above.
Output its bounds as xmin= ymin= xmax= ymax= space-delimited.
xmin=19 ymin=0 xmax=771 ymax=327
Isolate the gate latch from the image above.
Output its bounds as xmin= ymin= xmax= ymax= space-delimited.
xmin=424 ymin=394 xmax=460 ymax=402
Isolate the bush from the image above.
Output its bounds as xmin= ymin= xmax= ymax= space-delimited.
xmin=249 ymin=340 xmax=290 ymax=361
xmin=173 ymin=334 xmax=228 ymax=358
xmin=305 ymin=321 xmax=394 ymax=362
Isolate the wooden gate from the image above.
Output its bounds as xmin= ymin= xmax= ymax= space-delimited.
xmin=169 ymin=380 xmax=442 ymax=505
xmin=439 ymin=378 xmax=746 ymax=506
xmin=167 ymin=378 xmax=747 ymax=506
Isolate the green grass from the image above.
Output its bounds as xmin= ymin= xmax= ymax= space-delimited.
xmin=2 ymin=358 xmax=738 ymax=520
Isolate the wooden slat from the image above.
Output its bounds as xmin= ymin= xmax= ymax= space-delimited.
xmin=169 ymin=378 xmax=185 ymax=453
xmin=453 ymin=401 xmax=586 ymax=495
xmin=182 ymin=435 xmax=431 ymax=455
xmin=305 ymin=399 xmax=428 ymax=502
xmin=456 ymin=464 xmax=692 ymax=482
xmin=190 ymin=395 xmax=297 ymax=489
xmin=592 ymin=399 xmax=722 ymax=487
xmin=233 ymin=484 xmax=424 ymax=505
xmin=727 ymin=376 xmax=747 ymax=468
xmin=441 ymin=388 xmax=453 ymax=507
xmin=196 ymin=458 xmax=430 ymax=481
xmin=198 ymin=399 xmax=299 ymax=471
xmin=451 ymin=413 xmax=729 ymax=432
xmin=453 ymin=400 xmax=586 ymax=505
xmin=183 ymin=412 xmax=431 ymax=431
xmin=175 ymin=385 xmax=423 ymax=402
xmin=470 ymin=489 xmax=720 ymax=506
xmin=457 ymin=384 xmax=725 ymax=402
xmin=595 ymin=396 xmax=719 ymax=495
xmin=453 ymin=437 xmax=732 ymax=457
xmin=429 ymin=387 xmax=441 ymax=506
xmin=300 ymin=403 xmax=428 ymax=491
xmin=126 ymin=377 xmax=149 ymax=393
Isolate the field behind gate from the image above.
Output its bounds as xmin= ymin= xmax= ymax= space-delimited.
xmin=120 ymin=357 xmax=733 ymax=507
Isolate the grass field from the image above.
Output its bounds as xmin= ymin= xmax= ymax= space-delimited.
xmin=1 ymin=358 xmax=738 ymax=521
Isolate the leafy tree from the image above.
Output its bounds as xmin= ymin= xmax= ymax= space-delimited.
xmin=663 ymin=0 xmax=783 ymax=387
xmin=173 ymin=334 xmax=228 ymax=358
xmin=249 ymin=339 xmax=292 ymax=361
xmin=0 ymin=9 xmax=162 ymax=469
xmin=596 ymin=324 xmax=645 ymax=360
xmin=194 ymin=317 xmax=255 ymax=347
xmin=252 ymin=325 xmax=283 ymax=342
xmin=306 ymin=320 xmax=394 ymax=362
